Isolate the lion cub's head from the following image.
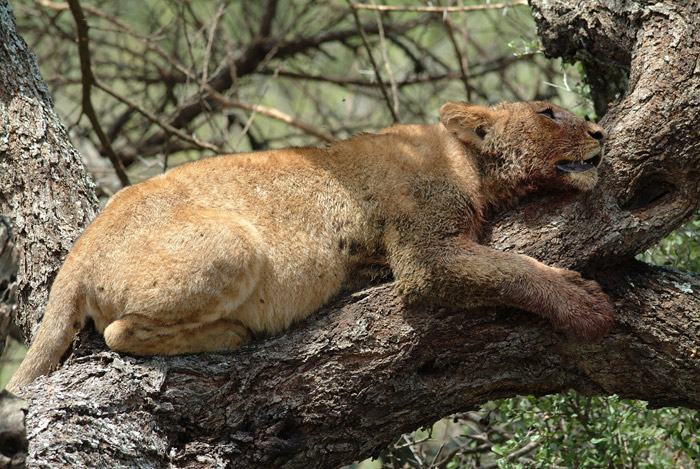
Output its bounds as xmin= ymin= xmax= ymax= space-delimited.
xmin=440 ymin=101 xmax=607 ymax=194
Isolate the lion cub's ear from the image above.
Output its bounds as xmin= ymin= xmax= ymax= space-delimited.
xmin=440 ymin=102 xmax=498 ymax=149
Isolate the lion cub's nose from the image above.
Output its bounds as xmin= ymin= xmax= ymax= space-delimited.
xmin=587 ymin=123 xmax=607 ymax=144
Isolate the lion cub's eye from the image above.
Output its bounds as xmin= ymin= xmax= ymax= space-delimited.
xmin=538 ymin=108 xmax=556 ymax=120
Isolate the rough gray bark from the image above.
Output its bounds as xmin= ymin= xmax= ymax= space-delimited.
xmin=0 ymin=390 xmax=27 ymax=469
xmin=18 ymin=262 xmax=700 ymax=468
xmin=0 ymin=217 xmax=16 ymax=355
xmin=0 ymin=2 xmax=96 ymax=465
xmin=507 ymin=0 xmax=700 ymax=270
xmin=3 ymin=1 xmax=700 ymax=468
xmin=0 ymin=0 xmax=98 ymax=338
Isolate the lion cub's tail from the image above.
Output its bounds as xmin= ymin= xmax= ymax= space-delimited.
xmin=6 ymin=275 xmax=85 ymax=393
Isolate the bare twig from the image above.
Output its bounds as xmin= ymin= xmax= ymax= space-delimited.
xmin=429 ymin=441 xmax=446 ymax=468
xmin=93 ymin=79 xmax=222 ymax=154
xmin=476 ymin=440 xmax=542 ymax=469
xmin=39 ymin=0 xmax=333 ymax=147
xmin=352 ymin=1 xmax=528 ymax=13
xmin=260 ymin=53 xmax=531 ymax=87
xmin=137 ymin=42 xmax=336 ymax=143
xmin=373 ymin=1 xmax=399 ymax=117
xmin=201 ymin=3 xmax=226 ymax=89
xmin=401 ymin=434 xmax=425 ymax=466
xmin=215 ymin=95 xmax=337 ymax=144
xmin=231 ymin=62 xmax=284 ymax=150
xmin=440 ymin=2 xmax=472 ymax=100
xmin=66 ymin=0 xmax=130 ymax=186
xmin=348 ymin=0 xmax=400 ymax=123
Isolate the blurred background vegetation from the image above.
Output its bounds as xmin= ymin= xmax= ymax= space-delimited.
xmin=2 ymin=0 xmax=698 ymax=466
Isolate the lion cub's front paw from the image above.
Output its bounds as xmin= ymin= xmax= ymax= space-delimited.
xmin=554 ymin=270 xmax=615 ymax=344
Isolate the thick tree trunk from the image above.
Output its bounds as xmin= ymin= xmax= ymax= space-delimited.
xmin=0 ymin=2 xmax=96 ymax=465
xmin=0 ymin=1 xmax=98 ymax=337
xmin=2 ymin=1 xmax=700 ymax=468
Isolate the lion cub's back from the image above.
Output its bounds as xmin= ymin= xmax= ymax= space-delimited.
xmin=81 ymin=147 xmax=378 ymax=332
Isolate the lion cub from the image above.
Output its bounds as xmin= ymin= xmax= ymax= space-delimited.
xmin=7 ymin=101 xmax=614 ymax=392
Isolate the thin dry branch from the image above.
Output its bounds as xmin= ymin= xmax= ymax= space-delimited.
xmin=479 ymin=440 xmax=542 ymax=468
xmin=373 ymin=3 xmax=400 ymax=117
xmin=200 ymin=3 xmax=226 ymax=91
xmin=260 ymin=54 xmax=532 ymax=88
xmin=348 ymin=0 xmax=400 ymax=123
xmin=93 ymin=79 xmax=223 ymax=154
xmin=66 ymin=0 xmax=130 ymax=187
xmin=442 ymin=9 xmax=472 ymax=100
xmin=37 ymin=0 xmax=337 ymax=147
xmin=71 ymin=0 xmax=335 ymax=145
xmin=149 ymin=19 xmax=424 ymax=146
xmin=215 ymin=96 xmax=338 ymax=144
xmin=353 ymin=1 xmax=528 ymax=13
xmin=128 ymin=36 xmax=337 ymax=143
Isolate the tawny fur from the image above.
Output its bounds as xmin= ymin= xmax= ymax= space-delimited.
xmin=7 ymin=101 xmax=614 ymax=393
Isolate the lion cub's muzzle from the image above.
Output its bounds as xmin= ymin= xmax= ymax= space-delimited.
xmin=554 ymin=147 xmax=603 ymax=174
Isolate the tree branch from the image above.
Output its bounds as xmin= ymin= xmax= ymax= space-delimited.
xmin=441 ymin=10 xmax=472 ymax=101
xmin=66 ymin=0 xmax=130 ymax=187
xmin=93 ymin=78 xmax=224 ymax=154
xmin=19 ymin=262 xmax=700 ymax=468
xmin=352 ymin=2 xmax=528 ymax=13
xmin=348 ymin=0 xmax=400 ymax=123
xmin=136 ymin=18 xmax=422 ymax=152
xmin=0 ymin=0 xmax=98 ymax=338
xmin=258 ymin=54 xmax=531 ymax=89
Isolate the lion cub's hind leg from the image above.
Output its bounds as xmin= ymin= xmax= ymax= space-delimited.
xmin=97 ymin=209 xmax=265 ymax=356
xmin=104 ymin=315 xmax=253 ymax=355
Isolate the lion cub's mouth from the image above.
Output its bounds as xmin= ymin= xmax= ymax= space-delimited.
xmin=554 ymin=150 xmax=602 ymax=174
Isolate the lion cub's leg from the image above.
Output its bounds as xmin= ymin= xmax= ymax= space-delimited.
xmin=104 ymin=315 xmax=253 ymax=355
xmin=389 ymin=234 xmax=614 ymax=343
xmin=95 ymin=209 xmax=266 ymax=356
